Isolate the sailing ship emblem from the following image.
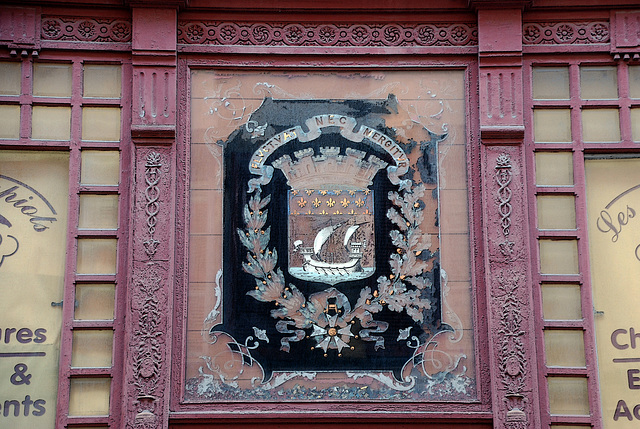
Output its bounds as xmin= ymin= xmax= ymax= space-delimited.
xmin=273 ymin=146 xmax=386 ymax=285
xmin=288 ymin=189 xmax=375 ymax=284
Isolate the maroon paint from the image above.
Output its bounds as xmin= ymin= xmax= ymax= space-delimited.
xmin=2 ymin=0 xmax=639 ymax=428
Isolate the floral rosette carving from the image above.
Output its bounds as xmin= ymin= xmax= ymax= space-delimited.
xmin=41 ymin=16 xmax=132 ymax=43
xmin=522 ymin=21 xmax=609 ymax=45
xmin=177 ymin=21 xmax=478 ymax=47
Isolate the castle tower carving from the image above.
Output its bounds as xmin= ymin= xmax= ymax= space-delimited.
xmin=272 ymin=146 xmax=388 ymax=190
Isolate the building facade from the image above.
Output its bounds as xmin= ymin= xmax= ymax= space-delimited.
xmin=1 ymin=0 xmax=640 ymax=428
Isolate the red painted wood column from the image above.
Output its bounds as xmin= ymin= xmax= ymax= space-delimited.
xmin=122 ymin=2 xmax=181 ymax=428
xmin=472 ymin=3 xmax=542 ymax=428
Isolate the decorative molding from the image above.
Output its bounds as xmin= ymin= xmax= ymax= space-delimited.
xmin=125 ymin=149 xmax=170 ymax=429
xmin=483 ymin=148 xmax=538 ymax=429
xmin=495 ymin=269 xmax=528 ymax=429
xmin=495 ymin=154 xmax=514 ymax=258
xmin=177 ymin=21 xmax=478 ymax=47
xmin=132 ymin=67 xmax=177 ymax=132
xmin=613 ymin=11 xmax=640 ymax=49
xmin=41 ymin=16 xmax=132 ymax=43
xmin=611 ymin=11 xmax=640 ymax=60
xmin=480 ymin=126 xmax=525 ymax=141
xmin=143 ymin=152 xmax=162 ymax=258
xmin=469 ymin=0 xmax=532 ymax=10
xmin=0 ymin=7 xmax=39 ymax=51
xmin=480 ymin=69 xmax=523 ymax=131
xmin=523 ymin=21 xmax=609 ymax=45
xmin=129 ymin=266 xmax=165 ymax=429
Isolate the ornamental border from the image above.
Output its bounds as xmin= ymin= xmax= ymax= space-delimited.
xmin=177 ymin=21 xmax=478 ymax=47
xmin=522 ymin=21 xmax=609 ymax=45
xmin=41 ymin=16 xmax=132 ymax=43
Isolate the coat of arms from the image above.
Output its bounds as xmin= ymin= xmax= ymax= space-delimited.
xmin=189 ymin=93 xmax=473 ymax=401
xmin=276 ymin=147 xmax=382 ymax=285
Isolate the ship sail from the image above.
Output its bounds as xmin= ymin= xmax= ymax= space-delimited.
xmin=343 ymin=224 xmax=360 ymax=247
xmin=313 ymin=224 xmax=341 ymax=255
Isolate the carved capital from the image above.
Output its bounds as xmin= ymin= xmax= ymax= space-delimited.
xmin=611 ymin=11 xmax=640 ymax=58
xmin=479 ymin=67 xmax=524 ymax=137
xmin=0 ymin=6 xmax=40 ymax=52
xmin=131 ymin=67 xmax=177 ymax=141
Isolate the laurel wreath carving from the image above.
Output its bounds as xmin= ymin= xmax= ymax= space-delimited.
xmin=238 ymin=180 xmax=435 ymax=352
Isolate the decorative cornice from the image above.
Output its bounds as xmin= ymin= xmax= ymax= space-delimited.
xmin=523 ymin=21 xmax=609 ymax=45
xmin=480 ymin=126 xmax=525 ymax=141
xmin=469 ymin=0 xmax=532 ymax=11
xmin=41 ymin=16 xmax=132 ymax=43
xmin=177 ymin=21 xmax=478 ymax=47
xmin=127 ymin=0 xmax=189 ymax=8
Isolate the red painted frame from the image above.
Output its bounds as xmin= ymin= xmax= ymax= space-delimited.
xmin=524 ymin=54 xmax=640 ymax=428
xmin=0 ymin=49 xmax=132 ymax=427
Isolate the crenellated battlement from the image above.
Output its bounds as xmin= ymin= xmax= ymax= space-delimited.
xmin=272 ymin=146 xmax=387 ymax=189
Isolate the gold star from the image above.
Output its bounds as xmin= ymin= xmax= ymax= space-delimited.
xmin=297 ymin=198 xmax=307 ymax=208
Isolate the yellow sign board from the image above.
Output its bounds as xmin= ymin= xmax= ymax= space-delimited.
xmin=0 ymin=151 xmax=69 ymax=427
xmin=586 ymin=158 xmax=640 ymax=427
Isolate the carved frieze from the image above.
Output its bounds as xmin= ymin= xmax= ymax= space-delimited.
xmin=523 ymin=21 xmax=609 ymax=45
xmin=41 ymin=16 xmax=132 ymax=43
xmin=178 ymin=21 xmax=478 ymax=47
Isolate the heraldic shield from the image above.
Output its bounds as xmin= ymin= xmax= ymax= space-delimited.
xmin=281 ymin=150 xmax=380 ymax=286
